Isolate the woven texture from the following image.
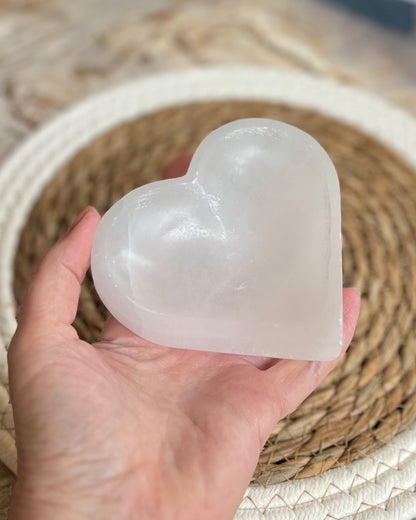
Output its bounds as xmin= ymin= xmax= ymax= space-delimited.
xmin=11 ymin=100 xmax=416 ymax=486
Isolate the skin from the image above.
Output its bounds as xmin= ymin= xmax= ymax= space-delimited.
xmin=7 ymin=158 xmax=360 ymax=520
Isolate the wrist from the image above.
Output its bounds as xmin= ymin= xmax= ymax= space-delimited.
xmin=11 ymin=462 xmax=237 ymax=520
xmin=10 ymin=488 xmax=87 ymax=520
xmin=10 ymin=466 xmax=158 ymax=520
xmin=10 ymin=475 xmax=119 ymax=520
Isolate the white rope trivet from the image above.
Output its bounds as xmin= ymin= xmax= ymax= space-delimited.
xmin=1 ymin=67 xmax=416 ymax=519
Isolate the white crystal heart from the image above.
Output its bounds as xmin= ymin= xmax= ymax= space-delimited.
xmin=91 ymin=118 xmax=342 ymax=360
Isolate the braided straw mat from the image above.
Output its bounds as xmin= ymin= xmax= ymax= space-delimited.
xmin=1 ymin=67 xmax=416 ymax=519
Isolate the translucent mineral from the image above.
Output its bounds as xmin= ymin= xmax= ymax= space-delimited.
xmin=91 ymin=119 xmax=342 ymax=360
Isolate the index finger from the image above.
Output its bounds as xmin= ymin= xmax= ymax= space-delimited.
xmin=262 ymin=287 xmax=360 ymax=427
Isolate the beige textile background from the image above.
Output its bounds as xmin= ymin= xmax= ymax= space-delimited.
xmin=0 ymin=0 xmax=415 ymax=516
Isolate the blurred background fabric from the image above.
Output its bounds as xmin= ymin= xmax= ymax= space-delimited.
xmin=0 ymin=0 xmax=415 ymax=171
xmin=0 ymin=0 xmax=415 ymax=517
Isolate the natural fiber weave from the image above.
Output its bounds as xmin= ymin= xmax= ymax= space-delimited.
xmin=12 ymin=101 xmax=416 ymax=486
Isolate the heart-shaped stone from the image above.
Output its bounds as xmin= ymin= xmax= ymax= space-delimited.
xmin=91 ymin=119 xmax=342 ymax=360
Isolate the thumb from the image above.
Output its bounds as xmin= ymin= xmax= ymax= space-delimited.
xmin=12 ymin=207 xmax=100 ymax=347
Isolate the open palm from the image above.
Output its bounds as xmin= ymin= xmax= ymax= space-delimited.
xmin=8 ymin=207 xmax=360 ymax=520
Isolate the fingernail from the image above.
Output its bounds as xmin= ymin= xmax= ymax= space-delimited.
xmin=68 ymin=207 xmax=91 ymax=233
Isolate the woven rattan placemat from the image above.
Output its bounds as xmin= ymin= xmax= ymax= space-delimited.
xmin=12 ymin=101 xmax=416 ymax=486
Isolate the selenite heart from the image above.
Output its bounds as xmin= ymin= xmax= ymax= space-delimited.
xmin=91 ymin=118 xmax=342 ymax=360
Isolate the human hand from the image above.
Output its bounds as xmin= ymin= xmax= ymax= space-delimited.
xmin=8 ymin=178 xmax=360 ymax=520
